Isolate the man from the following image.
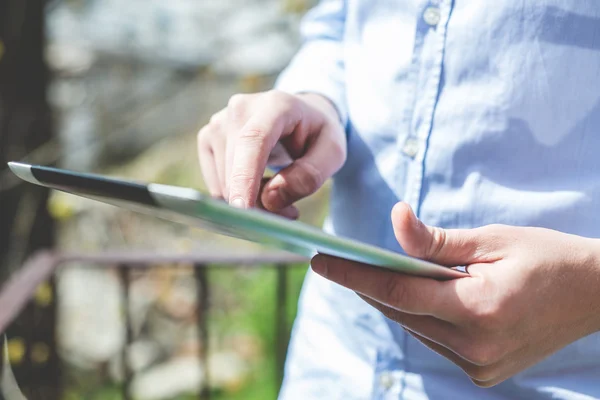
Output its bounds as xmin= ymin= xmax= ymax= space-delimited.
xmin=197 ymin=1 xmax=600 ymax=398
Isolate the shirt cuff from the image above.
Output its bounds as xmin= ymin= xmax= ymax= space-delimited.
xmin=274 ymin=40 xmax=348 ymax=129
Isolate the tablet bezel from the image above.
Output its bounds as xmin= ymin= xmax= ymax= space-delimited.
xmin=8 ymin=162 xmax=466 ymax=280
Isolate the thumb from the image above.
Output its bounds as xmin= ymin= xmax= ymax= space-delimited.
xmin=391 ymin=202 xmax=483 ymax=266
xmin=260 ymin=161 xmax=322 ymax=212
xmin=261 ymin=129 xmax=345 ymax=212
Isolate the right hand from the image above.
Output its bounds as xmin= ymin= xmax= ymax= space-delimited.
xmin=197 ymin=90 xmax=346 ymax=218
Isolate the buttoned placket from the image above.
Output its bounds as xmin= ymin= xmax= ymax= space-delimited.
xmin=381 ymin=1 xmax=453 ymax=398
xmin=397 ymin=0 xmax=453 ymax=218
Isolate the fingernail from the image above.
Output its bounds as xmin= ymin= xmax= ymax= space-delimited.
xmin=311 ymin=256 xmax=328 ymax=277
xmin=268 ymin=174 xmax=286 ymax=188
xmin=405 ymin=203 xmax=423 ymax=228
xmin=230 ymin=198 xmax=246 ymax=208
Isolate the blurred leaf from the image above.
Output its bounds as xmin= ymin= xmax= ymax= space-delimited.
xmin=34 ymin=281 xmax=53 ymax=307
xmin=48 ymin=192 xmax=77 ymax=221
xmin=282 ymin=0 xmax=314 ymax=14
xmin=30 ymin=342 xmax=51 ymax=364
xmin=6 ymin=338 xmax=25 ymax=366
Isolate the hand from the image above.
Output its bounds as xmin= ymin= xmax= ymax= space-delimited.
xmin=311 ymin=202 xmax=600 ymax=387
xmin=197 ymin=90 xmax=346 ymax=218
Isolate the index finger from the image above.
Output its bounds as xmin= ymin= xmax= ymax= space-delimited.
xmin=311 ymin=254 xmax=467 ymax=322
xmin=228 ymin=106 xmax=300 ymax=208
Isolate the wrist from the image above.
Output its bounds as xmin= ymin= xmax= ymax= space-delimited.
xmin=579 ymin=237 xmax=600 ymax=333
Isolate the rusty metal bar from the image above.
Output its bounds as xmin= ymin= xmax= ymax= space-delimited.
xmin=0 ymin=250 xmax=306 ymax=337
xmin=275 ymin=264 xmax=288 ymax=389
xmin=0 ymin=251 xmax=308 ymax=398
xmin=194 ymin=265 xmax=210 ymax=400
xmin=0 ymin=251 xmax=58 ymax=334
xmin=118 ymin=266 xmax=133 ymax=400
xmin=58 ymin=251 xmax=307 ymax=267
xmin=0 ymin=251 xmax=306 ymax=336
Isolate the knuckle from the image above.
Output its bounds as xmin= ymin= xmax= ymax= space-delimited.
xmin=227 ymin=93 xmax=248 ymax=112
xmin=292 ymin=160 xmax=324 ymax=195
xmin=384 ymin=278 xmax=409 ymax=306
xmin=470 ymin=377 xmax=498 ymax=389
xmin=340 ymin=267 xmax=351 ymax=287
xmin=230 ymin=170 xmax=259 ymax=190
xmin=462 ymin=364 xmax=500 ymax=383
xmin=483 ymin=223 xmax=510 ymax=233
xmin=230 ymin=169 xmax=255 ymax=182
xmin=465 ymin=366 xmax=486 ymax=382
xmin=427 ymin=227 xmax=448 ymax=260
xmin=460 ymin=341 xmax=502 ymax=366
xmin=476 ymin=224 xmax=513 ymax=247
xmin=208 ymin=112 xmax=222 ymax=127
xmin=197 ymin=127 xmax=211 ymax=147
xmin=206 ymin=187 xmax=223 ymax=198
xmin=467 ymin=299 xmax=505 ymax=331
xmin=266 ymin=90 xmax=296 ymax=114
xmin=459 ymin=283 xmax=505 ymax=329
xmin=266 ymin=89 xmax=289 ymax=103
xmin=239 ymin=127 xmax=270 ymax=147
xmin=381 ymin=307 xmax=405 ymax=324
xmin=328 ymin=139 xmax=347 ymax=167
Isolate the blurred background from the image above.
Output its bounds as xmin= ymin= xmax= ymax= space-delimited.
xmin=0 ymin=0 xmax=330 ymax=399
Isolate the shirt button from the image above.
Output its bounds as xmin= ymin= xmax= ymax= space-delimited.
xmin=402 ymin=137 xmax=420 ymax=158
xmin=423 ymin=6 xmax=441 ymax=26
xmin=379 ymin=372 xmax=393 ymax=389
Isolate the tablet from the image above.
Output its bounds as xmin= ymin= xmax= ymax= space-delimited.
xmin=8 ymin=162 xmax=465 ymax=280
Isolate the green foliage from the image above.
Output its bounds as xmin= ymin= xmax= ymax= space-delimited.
xmin=65 ymin=265 xmax=307 ymax=400
xmin=209 ymin=265 xmax=307 ymax=400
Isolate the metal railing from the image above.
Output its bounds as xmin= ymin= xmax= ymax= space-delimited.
xmin=0 ymin=250 xmax=308 ymax=399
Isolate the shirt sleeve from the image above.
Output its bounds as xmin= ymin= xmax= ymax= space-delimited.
xmin=275 ymin=0 xmax=348 ymax=128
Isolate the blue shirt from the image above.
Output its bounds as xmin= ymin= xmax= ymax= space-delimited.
xmin=275 ymin=1 xmax=600 ymax=399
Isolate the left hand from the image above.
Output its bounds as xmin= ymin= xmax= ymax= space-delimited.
xmin=311 ymin=202 xmax=600 ymax=387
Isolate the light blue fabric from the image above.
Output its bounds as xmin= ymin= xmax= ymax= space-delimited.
xmin=275 ymin=1 xmax=600 ymax=399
